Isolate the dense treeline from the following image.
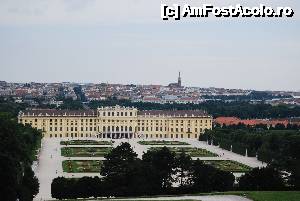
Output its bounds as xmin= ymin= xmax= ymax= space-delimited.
xmin=0 ymin=99 xmax=41 ymax=201
xmin=0 ymin=97 xmax=28 ymax=117
xmin=200 ymin=128 xmax=300 ymax=189
xmin=52 ymin=143 xmax=235 ymax=199
xmin=73 ymin=86 xmax=87 ymax=102
xmin=58 ymin=98 xmax=83 ymax=110
xmin=88 ymin=98 xmax=300 ymax=119
xmin=0 ymin=113 xmax=41 ymax=201
xmin=203 ymin=91 xmax=292 ymax=101
xmin=217 ymin=123 xmax=300 ymax=131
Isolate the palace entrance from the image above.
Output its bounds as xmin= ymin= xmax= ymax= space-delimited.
xmin=98 ymin=132 xmax=134 ymax=139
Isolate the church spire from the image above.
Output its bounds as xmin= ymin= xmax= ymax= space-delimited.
xmin=178 ymin=71 xmax=182 ymax=87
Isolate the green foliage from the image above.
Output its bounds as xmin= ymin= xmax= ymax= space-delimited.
xmin=19 ymin=167 xmax=39 ymax=201
xmin=0 ymin=97 xmax=28 ymax=117
xmin=143 ymin=146 xmax=177 ymax=190
xmin=88 ymin=98 xmax=300 ymax=119
xmin=245 ymin=191 xmax=300 ymax=201
xmin=73 ymin=86 xmax=87 ymax=102
xmin=59 ymin=98 xmax=83 ymax=110
xmin=238 ymin=166 xmax=285 ymax=191
xmin=51 ymin=177 xmax=102 ymax=199
xmin=203 ymin=160 xmax=252 ymax=172
xmin=175 ymin=152 xmax=193 ymax=186
xmin=200 ymin=128 xmax=300 ymax=189
xmin=62 ymin=160 xmax=102 ymax=173
xmin=191 ymin=160 xmax=235 ymax=192
xmin=61 ymin=147 xmax=112 ymax=157
xmin=148 ymin=147 xmax=217 ymax=157
xmin=52 ymin=143 xmax=235 ymax=199
xmin=0 ymin=113 xmax=41 ymax=201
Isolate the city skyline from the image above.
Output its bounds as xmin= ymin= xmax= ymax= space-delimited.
xmin=0 ymin=71 xmax=299 ymax=92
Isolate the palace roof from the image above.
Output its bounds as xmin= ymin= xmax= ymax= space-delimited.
xmin=138 ymin=110 xmax=209 ymax=117
xmin=19 ymin=109 xmax=97 ymax=117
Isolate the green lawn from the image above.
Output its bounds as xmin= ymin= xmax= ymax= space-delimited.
xmin=148 ymin=147 xmax=217 ymax=157
xmin=60 ymin=140 xmax=112 ymax=145
xmin=245 ymin=191 xmax=300 ymax=201
xmin=203 ymin=160 xmax=252 ymax=172
xmin=62 ymin=160 xmax=102 ymax=173
xmin=61 ymin=147 xmax=112 ymax=157
xmin=138 ymin=140 xmax=190 ymax=146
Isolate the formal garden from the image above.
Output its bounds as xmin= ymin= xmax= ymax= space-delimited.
xmin=148 ymin=147 xmax=218 ymax=157
xmin=138 ymin=140 xmax=190 ymax=145
xmin=60 ymin=140 xmax=113 ymax=146
xmin=61 ymin=147 xmax=112 ymax=157
xmin=62 ymin=160 xmax=103 ymax=173
xmin=203 ymin=160 xmax=252 ymax=172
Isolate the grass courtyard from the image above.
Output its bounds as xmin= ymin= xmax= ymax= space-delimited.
xmin=138 ymin=140 xmax=190 ymax=145
xmin=62 ymin=160 xmax=102 ymax=173
xmin=60 ymin=140 xmax=112 ymax=145
xmin=203 ymin=160 xmax=252 ymax=172
xmin=148 ymin=147 xmax=217 ymax=157
xmin=61 ymin=147 xmax=112 ymax=157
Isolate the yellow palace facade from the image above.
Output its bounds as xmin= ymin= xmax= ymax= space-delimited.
xmin=18 ymin=105 xmax=213 ymax=139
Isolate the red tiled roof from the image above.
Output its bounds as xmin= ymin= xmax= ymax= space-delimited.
xmin=215 ymin=117 xmax=289 ymax=127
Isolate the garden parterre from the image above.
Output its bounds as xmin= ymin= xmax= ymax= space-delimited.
xmin=61 ymin=147 xmax=112 ymax=157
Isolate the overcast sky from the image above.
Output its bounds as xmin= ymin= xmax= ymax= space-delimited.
xmin=0 ymin=0 xmax=299 ymax=91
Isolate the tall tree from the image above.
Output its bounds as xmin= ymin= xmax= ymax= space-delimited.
xmin=142 ymin=146 xmax=176 ymax=191
xmin=100 ymin=142 xmax=141 ymax=196
xmin=175 ymin=151 xmax=193 ymax=187
xmin=238 ymin=166 xmax=285 ymax=190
